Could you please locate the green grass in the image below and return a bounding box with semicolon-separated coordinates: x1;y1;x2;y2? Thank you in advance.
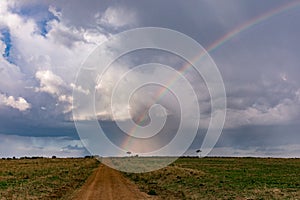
0;157;298;199
0;158;99;199
125;157;300;200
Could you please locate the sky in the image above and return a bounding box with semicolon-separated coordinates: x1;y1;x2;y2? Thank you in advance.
0;0;300;158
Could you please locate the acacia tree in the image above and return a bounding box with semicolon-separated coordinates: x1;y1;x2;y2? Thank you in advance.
196;149;202;158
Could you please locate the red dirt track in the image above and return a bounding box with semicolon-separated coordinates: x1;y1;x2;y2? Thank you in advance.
72;164;155;200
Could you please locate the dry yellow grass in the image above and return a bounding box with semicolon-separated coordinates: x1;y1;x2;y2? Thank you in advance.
0;157;99;200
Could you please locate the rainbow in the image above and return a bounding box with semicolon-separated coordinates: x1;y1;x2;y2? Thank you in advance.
120;1;300;153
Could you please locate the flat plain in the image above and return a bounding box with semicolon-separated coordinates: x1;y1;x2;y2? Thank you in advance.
0;157;299;199
125;157;300;199
0;157;99;199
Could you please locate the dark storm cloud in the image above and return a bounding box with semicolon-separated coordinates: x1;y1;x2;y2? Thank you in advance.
218;124;300;148
0;0;299;157
0;113;78;138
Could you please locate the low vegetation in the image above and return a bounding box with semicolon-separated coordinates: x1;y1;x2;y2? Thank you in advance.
125;157;300;199
0;157;99;199
0;157;299;199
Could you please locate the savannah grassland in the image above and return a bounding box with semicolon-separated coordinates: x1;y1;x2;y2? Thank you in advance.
0;157;299;200
125;157;300;200
0;157;99;199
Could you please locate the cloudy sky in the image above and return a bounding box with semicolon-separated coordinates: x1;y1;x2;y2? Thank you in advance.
0;0;300;158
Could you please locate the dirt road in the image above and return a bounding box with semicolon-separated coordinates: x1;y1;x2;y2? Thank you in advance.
72;164;155;200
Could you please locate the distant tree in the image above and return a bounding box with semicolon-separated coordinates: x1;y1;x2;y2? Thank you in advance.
52;156;57;159
196;149;202;158
126;151;132;157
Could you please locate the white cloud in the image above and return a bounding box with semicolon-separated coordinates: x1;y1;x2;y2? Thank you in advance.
35;70;75;113
70;83;90;95
35;70;93;114
98;6;137;29
46;20;86;48
0;1;111;120
35;70;66;96
0;39;6;55
48;5;62;19
0;93;31;111
0;1;110;118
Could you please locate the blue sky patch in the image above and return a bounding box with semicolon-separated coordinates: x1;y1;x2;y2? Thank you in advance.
11;4;60;37
0;28;13;63
36;11;60;37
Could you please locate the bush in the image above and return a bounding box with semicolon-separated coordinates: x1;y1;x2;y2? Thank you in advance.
147;189;157;195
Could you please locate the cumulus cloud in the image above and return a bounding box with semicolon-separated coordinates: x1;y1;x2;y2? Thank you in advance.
35;70;74;113
0;1;138;124
0;0;107;117
74;55;199;124
0;93;31;111
48;5;62;19
0;0;300;157
97;6;137;29
46;20;86;48
35;70;66;96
